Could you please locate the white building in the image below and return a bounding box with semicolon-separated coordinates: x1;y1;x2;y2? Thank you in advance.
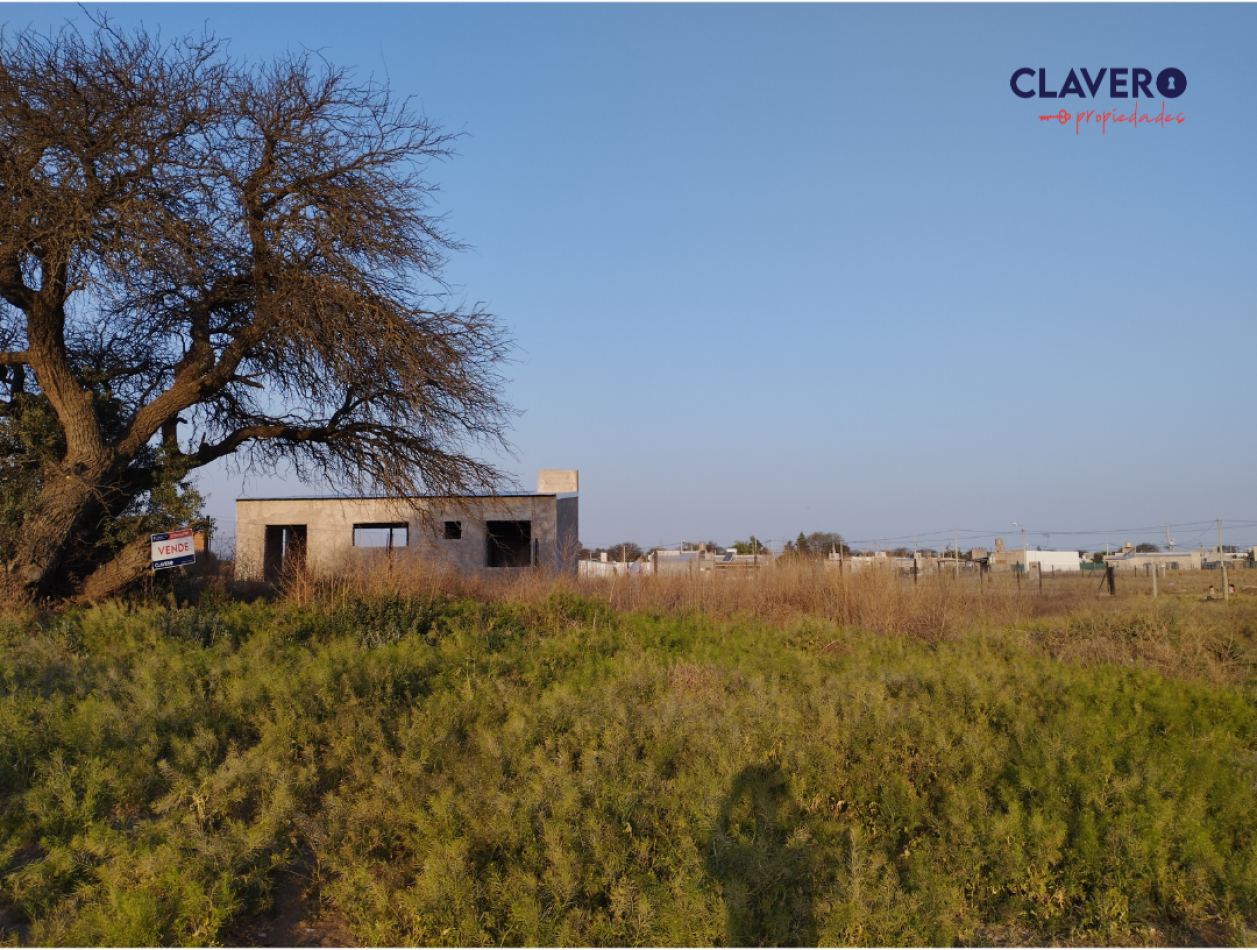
1025;550;1083;572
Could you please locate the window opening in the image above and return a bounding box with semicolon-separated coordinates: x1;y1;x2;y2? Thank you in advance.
353;522;409;549
486;520;532;568
443;521;463;540
263;525;307;582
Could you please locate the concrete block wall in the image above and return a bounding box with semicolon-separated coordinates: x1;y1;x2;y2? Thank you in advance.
235;494;575;581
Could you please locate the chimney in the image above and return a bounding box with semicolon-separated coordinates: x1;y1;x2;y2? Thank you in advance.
538;470;578;493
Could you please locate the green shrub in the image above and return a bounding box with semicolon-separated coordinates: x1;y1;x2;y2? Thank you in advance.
1;597;1254;945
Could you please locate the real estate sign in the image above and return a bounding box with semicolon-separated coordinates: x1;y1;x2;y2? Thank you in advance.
151;528;196;571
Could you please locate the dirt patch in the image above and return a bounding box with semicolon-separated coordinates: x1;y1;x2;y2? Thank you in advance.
0;903;32;946
226;871;356;948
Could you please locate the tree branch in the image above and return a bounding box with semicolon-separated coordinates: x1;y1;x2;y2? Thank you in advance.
74;534;153;605
0;21;512;604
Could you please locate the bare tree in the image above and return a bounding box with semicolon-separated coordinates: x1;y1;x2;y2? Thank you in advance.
605;542;644;563
0;20;512;604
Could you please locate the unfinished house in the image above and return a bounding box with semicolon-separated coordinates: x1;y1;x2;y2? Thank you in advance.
234;470;579;583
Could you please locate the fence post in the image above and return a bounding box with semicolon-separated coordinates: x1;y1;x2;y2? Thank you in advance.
1106;565;1115;596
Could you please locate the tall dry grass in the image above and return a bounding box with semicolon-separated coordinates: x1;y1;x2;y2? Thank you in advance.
267;559;1257;689
286;555;1083;624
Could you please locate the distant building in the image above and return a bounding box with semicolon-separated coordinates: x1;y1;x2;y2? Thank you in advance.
1025;550;1082;572
579;545;771;578
976;539;1080;573
1104;544;1202;572
833;552;890;573
652;548;706;574
655;546;770;573
235;470;579;582
579;558;648;578
987;537;1024;572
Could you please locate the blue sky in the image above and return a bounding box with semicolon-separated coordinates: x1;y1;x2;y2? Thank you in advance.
6;3;1255;554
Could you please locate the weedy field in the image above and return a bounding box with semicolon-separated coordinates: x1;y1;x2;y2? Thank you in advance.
2;566;1256;947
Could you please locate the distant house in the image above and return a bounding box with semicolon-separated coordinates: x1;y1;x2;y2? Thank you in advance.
977;540;1080;572
831;552;890;573
1025;550;1082;572
1104;545;1202;572
655;546;769;573
986;538;1024;572
578;545;770;578
652;549;706;573
235;470;579;582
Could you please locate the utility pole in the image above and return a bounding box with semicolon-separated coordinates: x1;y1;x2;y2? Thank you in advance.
1219;519;1230;602
954;528;959;580
1166;525;1173;551
1014;522;1027;578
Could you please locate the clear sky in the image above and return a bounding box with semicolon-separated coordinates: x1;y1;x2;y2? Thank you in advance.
6;3;1256;555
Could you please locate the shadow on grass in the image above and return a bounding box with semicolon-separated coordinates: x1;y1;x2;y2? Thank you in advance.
706;763;817;947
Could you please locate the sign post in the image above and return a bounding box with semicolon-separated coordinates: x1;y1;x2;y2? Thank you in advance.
151;528;196;571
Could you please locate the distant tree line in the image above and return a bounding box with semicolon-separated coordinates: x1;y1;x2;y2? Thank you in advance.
781;532;850;559
579;532;851;561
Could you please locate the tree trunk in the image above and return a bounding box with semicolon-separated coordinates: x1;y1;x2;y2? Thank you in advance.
76;536;154;604
0;461;114;606
2;476;182;607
